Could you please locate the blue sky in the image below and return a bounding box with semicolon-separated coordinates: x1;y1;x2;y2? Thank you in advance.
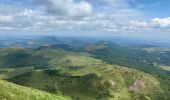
0;0;170;39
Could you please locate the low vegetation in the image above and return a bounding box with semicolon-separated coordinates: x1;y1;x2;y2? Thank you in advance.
0;41;170;100
0;79;71;100
8;48;164;100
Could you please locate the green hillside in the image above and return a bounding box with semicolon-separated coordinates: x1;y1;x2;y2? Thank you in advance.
9;66;164;100
0;79;71;100
8;49;164;100
0;48;49;68
0;47;167;100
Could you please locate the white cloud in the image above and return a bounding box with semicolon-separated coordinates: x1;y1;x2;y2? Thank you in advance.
152;17;170;28
0;0;170;34
32;0;92;18
0;15;13;23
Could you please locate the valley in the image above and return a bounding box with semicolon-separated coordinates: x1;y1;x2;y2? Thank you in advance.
0;37;169;100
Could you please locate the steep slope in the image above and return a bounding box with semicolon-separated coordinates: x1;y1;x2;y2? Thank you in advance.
0;80;71;100
71;64;164;100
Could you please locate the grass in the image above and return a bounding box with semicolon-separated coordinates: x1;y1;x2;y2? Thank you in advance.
0;67;34;79
159;65;170;71
37;48;103;69
71;64;163;100
0;48;49;68
0;48;165;100
141;47;170;52
0;79;71;100
10;65;163;100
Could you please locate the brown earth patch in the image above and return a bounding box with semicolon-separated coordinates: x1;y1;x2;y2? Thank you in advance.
129;79;145;93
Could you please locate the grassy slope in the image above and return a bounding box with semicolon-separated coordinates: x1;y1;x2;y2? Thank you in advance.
37;48;97;67
159;65;170;71
71;64;163;100
9;49;164;100
83;42;170;99
0;48;49;68
0;67;34;79
0;80;71;100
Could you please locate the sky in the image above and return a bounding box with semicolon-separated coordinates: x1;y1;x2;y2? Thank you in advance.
0;0;170;39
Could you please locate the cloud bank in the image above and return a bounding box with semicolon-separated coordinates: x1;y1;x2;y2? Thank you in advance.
32;0;92;18
0;0;170;35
